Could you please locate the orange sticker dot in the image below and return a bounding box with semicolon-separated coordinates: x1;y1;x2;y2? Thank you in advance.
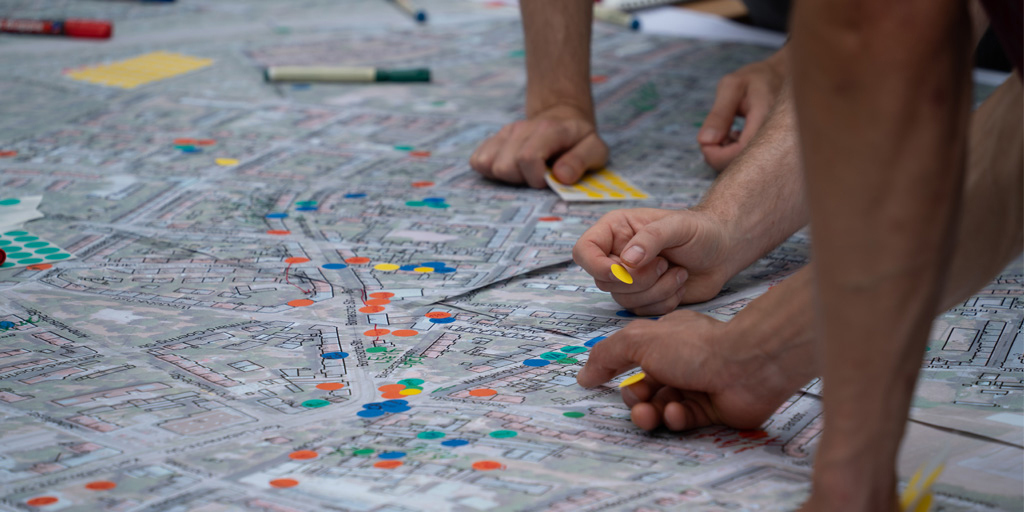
316;382;344;391
468;388;497;397
364;328;390;336
85;481;116;491
267;230;291;235
380;391;406;399
26;264;53;271
425;311;451;319
472;460;504;471
378;384;406;392
174;138;197;145
345;257;371;264
269;478;299;488
538;216;562;222
364;298;390;306
288;299;315;307
289;450;319;460
409;150;431;158
392;329;418;337
284;257;310;264
196;139;217;146
411;181;434;188
369;292;395;299
359;305;385;313
0;150;18;158
374;460;403;469
26;497;58;506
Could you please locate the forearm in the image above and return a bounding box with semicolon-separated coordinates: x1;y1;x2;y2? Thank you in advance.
792;0;972;508
521;0;595;120
696;83;810;277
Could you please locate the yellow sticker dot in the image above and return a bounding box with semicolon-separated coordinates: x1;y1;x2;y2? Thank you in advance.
413;267;433;273
610;263;633;285
619;372;646;388
374;263;400;271
215;158;239;166
399;388;422;395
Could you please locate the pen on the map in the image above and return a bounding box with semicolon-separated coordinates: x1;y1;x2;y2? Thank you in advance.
264;66;431;83
388;0;428;23
0;18;113;39
593;5;640;31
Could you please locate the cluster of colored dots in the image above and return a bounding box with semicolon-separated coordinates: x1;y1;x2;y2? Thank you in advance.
298;380;345;409
357;398;411;418
394;145;431;158
406;197;449;209
425;311;455;324
173;137;216;154
376;378;425;399
319;259;457;275
522;344;589;368
0;231;72;268
25;481;117;506
363;327;419;337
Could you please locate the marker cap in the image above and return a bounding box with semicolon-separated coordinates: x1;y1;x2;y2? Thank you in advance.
375;68;430;82
64;19;112;38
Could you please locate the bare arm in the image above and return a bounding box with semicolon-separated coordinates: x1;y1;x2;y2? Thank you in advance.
791;0;974;510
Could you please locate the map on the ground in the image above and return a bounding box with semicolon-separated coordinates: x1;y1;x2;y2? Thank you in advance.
0;1;1020;511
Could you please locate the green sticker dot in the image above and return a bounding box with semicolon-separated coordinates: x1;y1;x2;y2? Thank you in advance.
6;252;31;259
44;253;71;260
559;346;587;354
301;399;330;408
353;448;374;456
34;247;60;254
394;145;414;151
563;411;585;418
489;430;517;439
397;378;424;386
24;241;48;248
0;198;20;206
366;346;387;353
539;352;564;361
555;358;579;365
426;202;449;209
1;261;13;268
13;236;38;242
417;431;446;440
405;201;426;207
3;231;27;236
17;258;43;265
0;240;9;246
295;200;317;207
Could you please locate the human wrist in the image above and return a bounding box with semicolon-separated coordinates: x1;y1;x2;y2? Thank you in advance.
525;98;595;124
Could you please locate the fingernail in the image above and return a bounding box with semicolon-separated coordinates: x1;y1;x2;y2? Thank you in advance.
698;128;719;144
621;246;644;265
656;259;668;276
676;269;687;286
553;164;576;184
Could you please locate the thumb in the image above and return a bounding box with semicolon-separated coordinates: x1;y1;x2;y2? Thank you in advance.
551;133;608;185
619;213;699;268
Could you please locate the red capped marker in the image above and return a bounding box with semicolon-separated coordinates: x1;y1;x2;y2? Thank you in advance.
0;18;112;39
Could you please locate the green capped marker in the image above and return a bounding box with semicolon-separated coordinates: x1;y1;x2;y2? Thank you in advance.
264;66;430;83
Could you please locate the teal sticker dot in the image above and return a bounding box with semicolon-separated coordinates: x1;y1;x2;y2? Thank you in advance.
3;246;21;253
555;358;578;365
0;240;9;246
34;247;59;254
563;411;585;418
0;261;13;268
301;399;330;408
489;430;517;439
24;241;48;248
17;258;42;265
6;252;31;259
394;145;414;151
539;352;564;361
397;378;424;386
406;201;426;207
13;236;37;242
44;253;71;260
366;346;387;353
3;231;27;236
0;198;20;206
417;431;446;440
559;346;587;354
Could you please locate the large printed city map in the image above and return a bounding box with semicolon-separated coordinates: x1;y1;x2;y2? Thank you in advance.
0;1;1021;511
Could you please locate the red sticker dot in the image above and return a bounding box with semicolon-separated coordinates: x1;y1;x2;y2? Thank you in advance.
269;478;299;488
345;257;371;264
26;497;58;506
392;329;418;337
316;382;344;391
411;181;434;188
174;138;197;145
369;292;395;299
468;388;497;397
284;257;310;264
409;150;431;158
364;298;390;306
538;216;562;222
85;481;116;491
425;311;451;319
26;263;53;271
364;328;390;336
0;150;18;158
378;384;405;392
289;450;318;460
374;460;403;469
380;391;405;399
359;305;385;313
472;461;504;471
288;299;314;307
267;230;291;235
196;139;217;146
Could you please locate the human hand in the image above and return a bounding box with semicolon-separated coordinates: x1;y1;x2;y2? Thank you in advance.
576;310;803;431
469;104;608;188
697;46;788;172
572;208;737;316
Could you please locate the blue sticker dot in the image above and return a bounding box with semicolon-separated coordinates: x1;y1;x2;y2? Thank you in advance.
357;409;385;418
266;212;288;219
296;206;318;212
423;198;445;203
421;261;446;268
523;359;550;367
322;263;348;270
615;310;636;318
399;264;419;271
180;146;202;153
441;439;469;447
344;193;367;199
429;317;456;324
434;267;456;274
645;316;660;321
363;403;384;410
0;321;14;329
322;351;348;359
426;202;449;209
378;451;406;459
381;403;411;413
584;336;606;348
384;399;408;406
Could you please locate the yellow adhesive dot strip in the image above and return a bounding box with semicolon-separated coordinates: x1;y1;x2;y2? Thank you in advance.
610;263;633;284
619;372;646;388
545;168;650;202
67;51;214;90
